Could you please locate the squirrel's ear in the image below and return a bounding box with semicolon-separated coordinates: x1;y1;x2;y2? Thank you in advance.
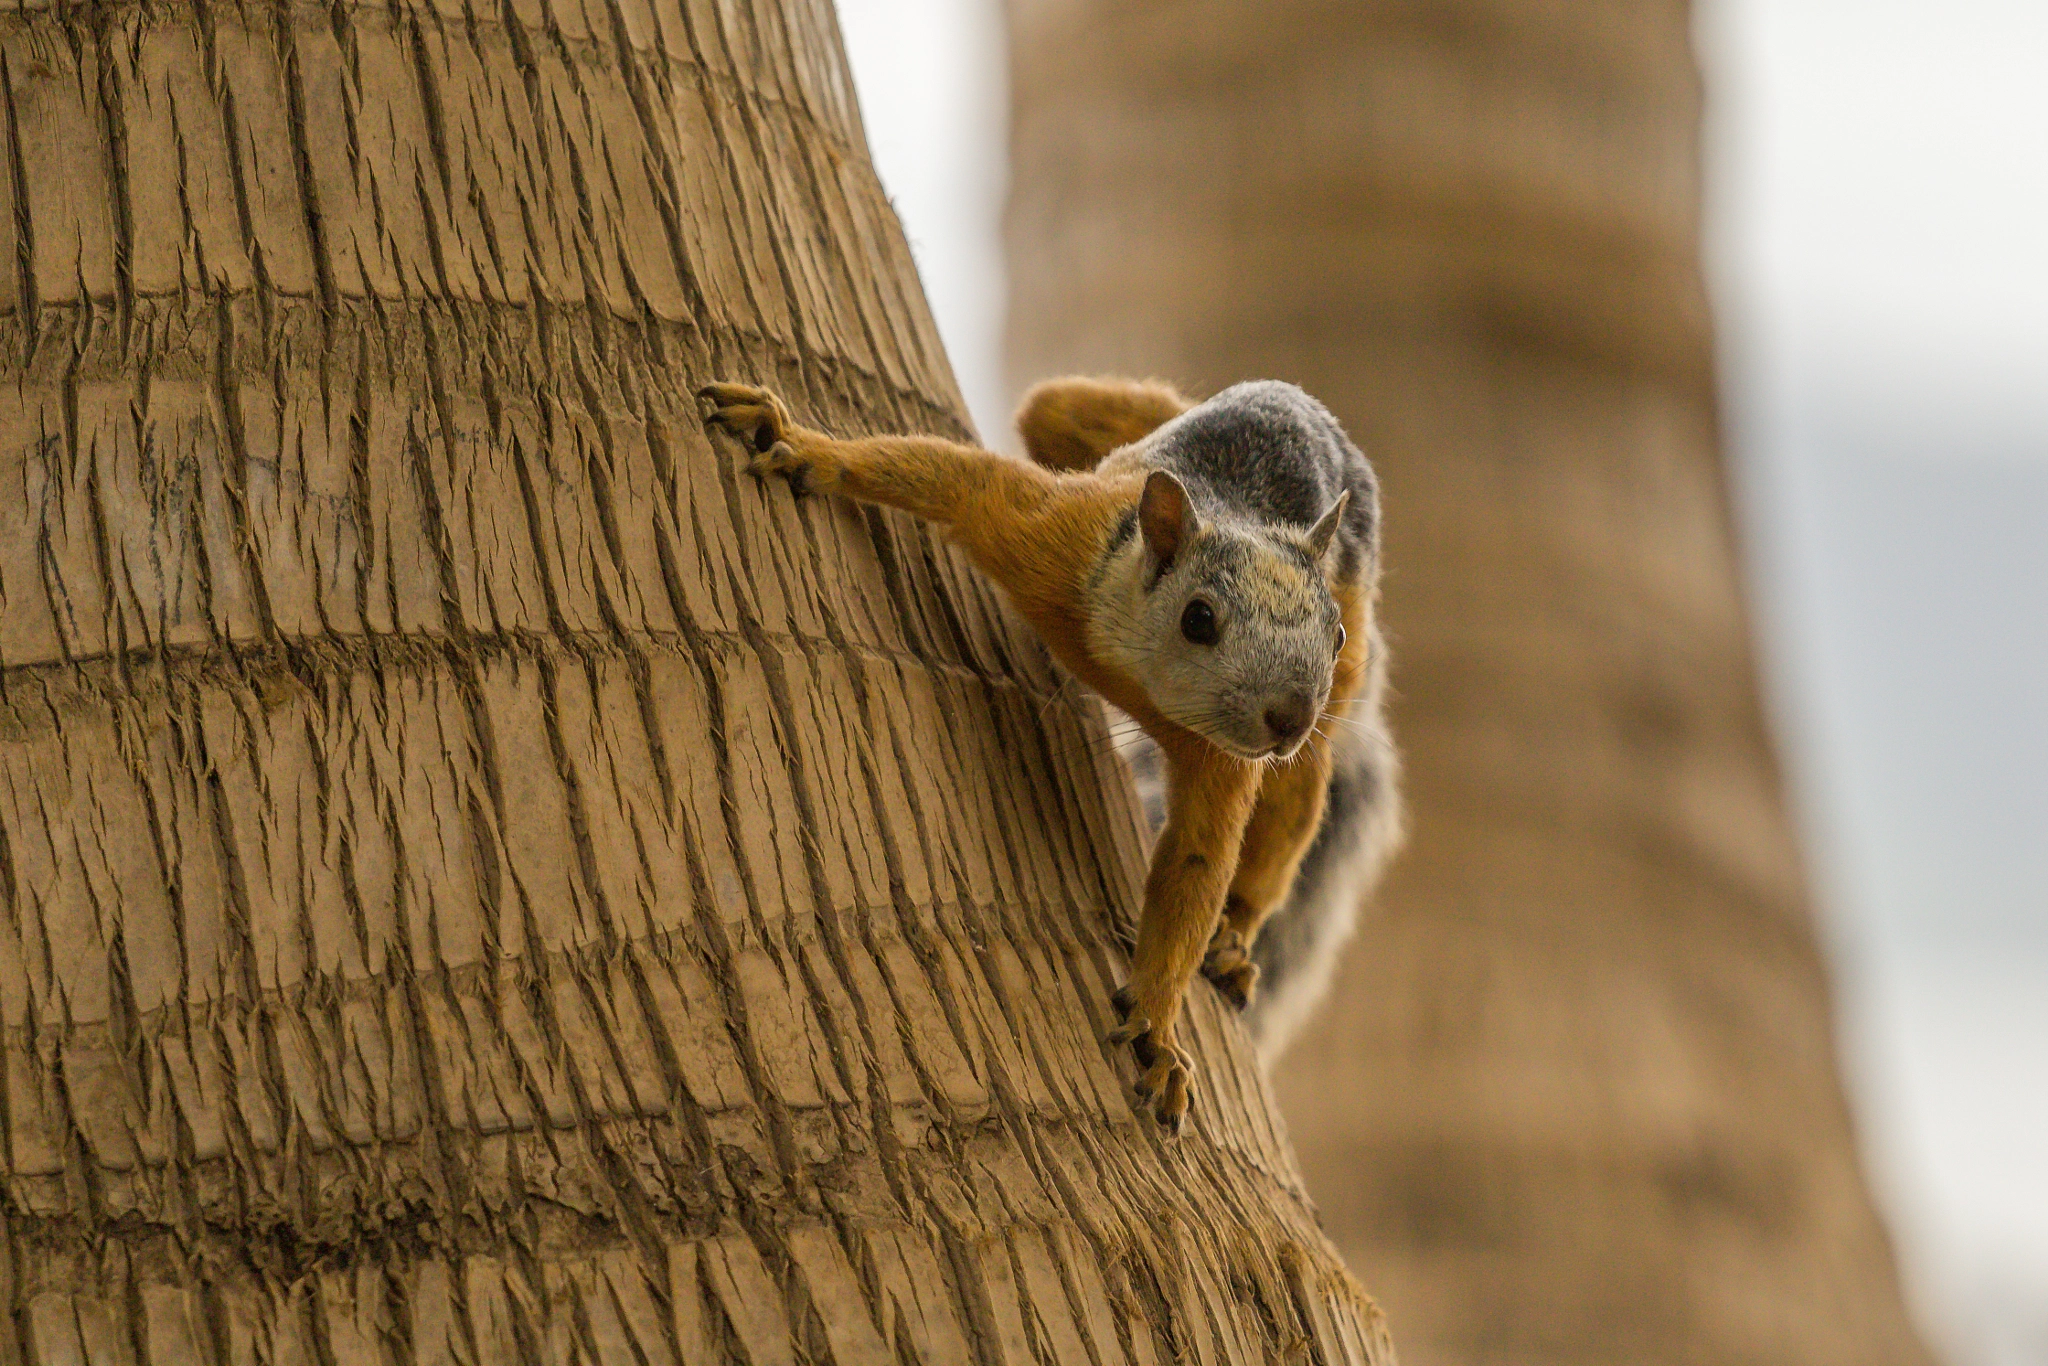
1139;470;1198;574
1307;490;1351;563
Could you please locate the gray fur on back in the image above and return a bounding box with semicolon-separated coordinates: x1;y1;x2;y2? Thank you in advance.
1136;380;1380;585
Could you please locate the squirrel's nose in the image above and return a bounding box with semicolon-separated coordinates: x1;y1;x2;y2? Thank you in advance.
1263;694;1314;747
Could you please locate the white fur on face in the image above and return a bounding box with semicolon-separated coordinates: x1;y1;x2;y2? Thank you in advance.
1091;528;1340;758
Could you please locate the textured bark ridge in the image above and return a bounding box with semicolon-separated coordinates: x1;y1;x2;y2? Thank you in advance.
1007;2;1934;1364
0;1;1390;1363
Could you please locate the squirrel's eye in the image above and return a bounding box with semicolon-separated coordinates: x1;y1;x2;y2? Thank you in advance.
1180;599;1219;646
1334;624;1348;656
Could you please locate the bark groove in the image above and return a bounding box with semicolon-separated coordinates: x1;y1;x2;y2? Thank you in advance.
0;0;1389;1361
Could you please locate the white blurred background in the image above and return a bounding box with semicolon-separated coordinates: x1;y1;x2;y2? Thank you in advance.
835;2;2047;1362
1702;3;2047;1363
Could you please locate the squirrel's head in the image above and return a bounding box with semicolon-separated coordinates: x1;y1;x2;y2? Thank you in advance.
1113;470;1350;761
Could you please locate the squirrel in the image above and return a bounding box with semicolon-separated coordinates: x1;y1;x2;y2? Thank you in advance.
699;375;1401;1133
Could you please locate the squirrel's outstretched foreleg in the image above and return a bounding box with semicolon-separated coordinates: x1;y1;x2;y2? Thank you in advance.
701;380;1263;1138
697;382;1039;524
700;382;1141;651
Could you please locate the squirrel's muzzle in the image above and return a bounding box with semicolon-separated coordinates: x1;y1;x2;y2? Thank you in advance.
1263;693;1315;749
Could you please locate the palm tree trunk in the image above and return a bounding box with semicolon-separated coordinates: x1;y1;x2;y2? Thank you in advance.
0;1;1387;1361
1005;3;1934;1363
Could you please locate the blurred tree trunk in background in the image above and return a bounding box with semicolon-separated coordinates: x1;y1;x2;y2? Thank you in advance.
0;0;1388;1361
1007;2;1935;1363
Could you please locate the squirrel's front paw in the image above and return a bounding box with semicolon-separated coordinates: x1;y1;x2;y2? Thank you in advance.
698;382;813;488
1107;986;1193;1135
698;382;790;452
1200;927;1260;1011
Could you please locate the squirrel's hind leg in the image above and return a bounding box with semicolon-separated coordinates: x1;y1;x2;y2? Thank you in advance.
1015;377;1189;472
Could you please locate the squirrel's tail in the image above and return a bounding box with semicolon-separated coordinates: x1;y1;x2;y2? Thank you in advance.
1015;377;1190;472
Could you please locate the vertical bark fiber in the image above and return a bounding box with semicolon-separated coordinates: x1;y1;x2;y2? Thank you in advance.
0;1;1391;1362
1006;2;1934;1364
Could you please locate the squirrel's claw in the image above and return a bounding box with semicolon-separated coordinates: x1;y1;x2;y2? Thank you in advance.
697;381;790;454
1201;927;1260;1012
1108;985;1193;1134
1157;1060;1192;1135
1106;986;1151;1044
701;382;817;491
1133;1045;1193;1135
696;379;774;409
1104;1014;1151;1046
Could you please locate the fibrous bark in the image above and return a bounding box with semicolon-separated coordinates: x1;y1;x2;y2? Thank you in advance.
1006;1;1934;1363
0;0;1389;1362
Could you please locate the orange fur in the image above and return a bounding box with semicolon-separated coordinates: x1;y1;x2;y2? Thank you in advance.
699;378;1333;1134
789;427;1158;711
1131;730;1262;1041
702;388;1171;725
1016;376;1191;472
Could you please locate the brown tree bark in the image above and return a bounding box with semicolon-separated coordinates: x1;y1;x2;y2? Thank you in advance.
1006;2;1935;1364
0;1;1389;1363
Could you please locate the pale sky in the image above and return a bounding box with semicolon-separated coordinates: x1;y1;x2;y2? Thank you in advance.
1700;2;2048;1362
838;2;2048;1362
